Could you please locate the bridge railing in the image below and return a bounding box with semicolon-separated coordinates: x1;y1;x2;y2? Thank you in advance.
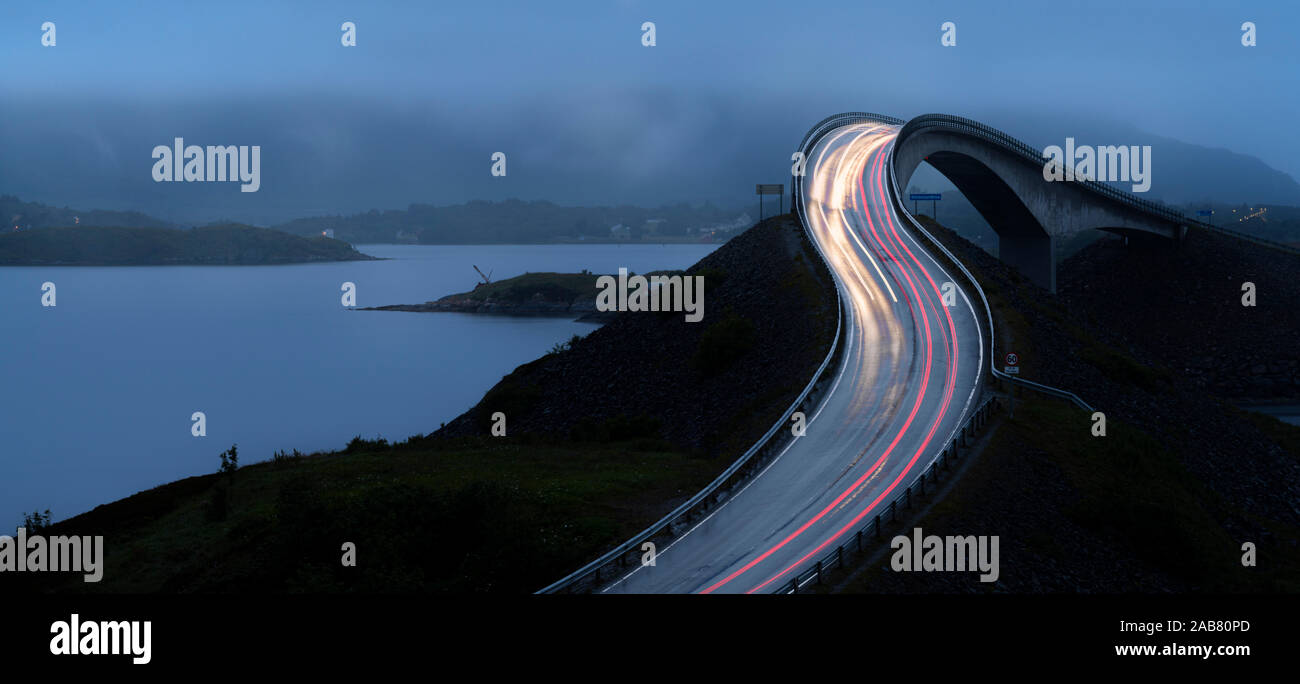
894;114;1300;256
537;114;902;594
894;114;1185;223
773;395;1000;593
792;112;906;212
535;220;849;594
774;116;1093;593
884;138;1095;412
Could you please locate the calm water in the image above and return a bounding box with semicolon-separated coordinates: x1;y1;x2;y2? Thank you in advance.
0;243;718;525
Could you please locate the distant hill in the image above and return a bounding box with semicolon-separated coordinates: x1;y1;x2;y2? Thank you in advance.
987;116;1300;207
2;195;172;231
0;224;376;265
273;199;751;244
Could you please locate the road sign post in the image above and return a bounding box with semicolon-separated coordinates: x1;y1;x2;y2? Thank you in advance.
1004;351;1019;375
908;193;942;221
757;184;783;222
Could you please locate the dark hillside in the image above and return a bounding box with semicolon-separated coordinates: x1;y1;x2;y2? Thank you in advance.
834;217;1300;594
0;224;375;265
1059;227;1300;401
432;214;838;459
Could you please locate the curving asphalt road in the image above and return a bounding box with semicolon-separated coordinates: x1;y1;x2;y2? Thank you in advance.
602;121;984;594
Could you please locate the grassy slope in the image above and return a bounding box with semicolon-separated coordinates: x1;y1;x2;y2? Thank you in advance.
19;437;720;594
838;395;1296;592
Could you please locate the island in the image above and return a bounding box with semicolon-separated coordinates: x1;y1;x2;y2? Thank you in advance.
360;270;682;321
0;224;377;265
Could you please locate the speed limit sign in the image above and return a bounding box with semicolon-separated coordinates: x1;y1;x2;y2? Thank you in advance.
1005;352;1019;366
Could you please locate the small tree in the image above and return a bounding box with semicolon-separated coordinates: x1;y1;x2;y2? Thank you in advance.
209;444;238;522
218;444;239;475
20;509;52;534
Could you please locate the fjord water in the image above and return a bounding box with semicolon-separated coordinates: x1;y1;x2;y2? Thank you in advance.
0;243;718;525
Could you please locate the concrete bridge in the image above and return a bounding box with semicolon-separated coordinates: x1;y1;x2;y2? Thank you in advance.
794;112;1198;293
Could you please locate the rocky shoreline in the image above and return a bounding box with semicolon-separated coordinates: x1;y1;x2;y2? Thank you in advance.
360;271;635;321
362;294;616;321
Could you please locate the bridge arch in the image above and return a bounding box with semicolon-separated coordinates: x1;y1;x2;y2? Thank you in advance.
890;114;1189;292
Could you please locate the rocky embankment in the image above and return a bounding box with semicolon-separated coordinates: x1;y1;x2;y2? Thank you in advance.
1058;226;1300;401
431;215;837;458
839;217;1300;594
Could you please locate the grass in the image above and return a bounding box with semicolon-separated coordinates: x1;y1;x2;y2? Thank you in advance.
27;437;721;594
1077;339;1174;393
1019;399;1241;587
839;396;1299;592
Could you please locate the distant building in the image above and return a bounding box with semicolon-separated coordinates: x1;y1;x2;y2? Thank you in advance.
609;224;630;239
321;228;336;238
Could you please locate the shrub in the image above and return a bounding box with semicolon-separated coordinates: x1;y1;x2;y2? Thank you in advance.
273;448;304;465
345;436;390;453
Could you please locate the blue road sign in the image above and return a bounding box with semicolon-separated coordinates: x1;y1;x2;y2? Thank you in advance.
909;193;942;201
1196;209;1213;216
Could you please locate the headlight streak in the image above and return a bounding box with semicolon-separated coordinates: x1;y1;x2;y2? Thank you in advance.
703;125;958;594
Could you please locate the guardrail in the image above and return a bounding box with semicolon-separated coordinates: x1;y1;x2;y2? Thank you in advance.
538;112;1102;593
792;112;905;212
775;113;1008;593
884;137;1095;412
894;113;1300;257
774;114;1089;592
535;221;849;594
1185;220;1300;256
774;394;1000;593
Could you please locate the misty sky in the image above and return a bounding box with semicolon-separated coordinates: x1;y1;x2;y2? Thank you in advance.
2;0;1297;224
